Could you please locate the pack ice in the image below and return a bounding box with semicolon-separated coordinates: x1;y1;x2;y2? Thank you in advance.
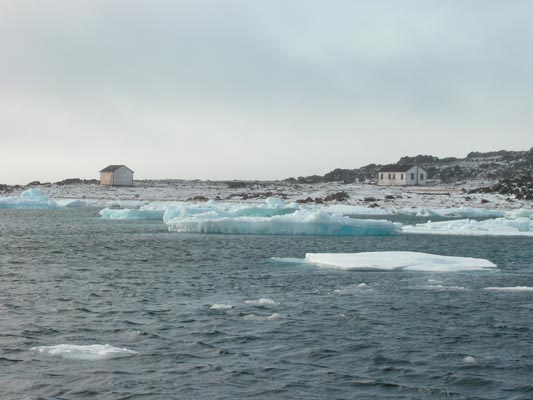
403;218;533;237
165;207;400;236
304;251;497;272
0;188;60;209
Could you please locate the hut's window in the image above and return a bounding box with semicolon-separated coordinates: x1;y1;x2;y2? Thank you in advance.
411;173;415;180
420;173;424;180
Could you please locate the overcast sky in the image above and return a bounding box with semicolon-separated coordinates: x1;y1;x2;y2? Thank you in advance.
1;1;532;184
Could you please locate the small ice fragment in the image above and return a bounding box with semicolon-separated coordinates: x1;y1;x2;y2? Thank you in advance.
358;283;368;288
484;286;533;292
244;298;277;307
210;303;233;310
463;356;476;364
31;344;138;360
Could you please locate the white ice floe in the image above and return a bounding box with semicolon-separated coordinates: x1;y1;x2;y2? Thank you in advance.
322;204;391;216
484;286;533;292
244;298;277;307
0;189;60;209
304;251;497;272
402;218;533;237
402;207;505;219
31;344;138;360
210;303;233;310
165;209;400;236
99;207;165;220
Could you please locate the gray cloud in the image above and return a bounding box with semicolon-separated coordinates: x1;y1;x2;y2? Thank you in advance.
0;1;532;183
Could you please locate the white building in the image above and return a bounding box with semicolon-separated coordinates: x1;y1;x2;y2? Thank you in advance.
378;164;427;186
99;165;134;186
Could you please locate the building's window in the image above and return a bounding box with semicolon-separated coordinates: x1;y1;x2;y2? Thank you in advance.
411;173;415;180
388;173;391;179
420;173;424;180
393;173;396;179
401;174;404;179
380;173;383;180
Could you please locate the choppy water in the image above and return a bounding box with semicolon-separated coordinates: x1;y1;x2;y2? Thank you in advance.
1;208;532;399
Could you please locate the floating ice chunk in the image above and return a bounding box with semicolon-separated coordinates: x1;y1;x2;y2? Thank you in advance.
358;282;368;288
463;356;476;364
484;286;533;292
0;189;60;209
243;313;281;321
166;209;400;236
99;207;164;220
323;204;391;216
402;207;505;219
505;209;533;220
210;303;233;310
403;218;533;237
265;197;285;209
55;198;85;207
244;298;277;307
423;284;466;290
31;344;138;360
304;251;496;272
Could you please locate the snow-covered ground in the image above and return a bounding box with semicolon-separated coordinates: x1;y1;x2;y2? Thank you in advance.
6;179;530;211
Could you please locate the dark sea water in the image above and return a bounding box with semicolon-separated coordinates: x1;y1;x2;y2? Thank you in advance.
1;208;532;399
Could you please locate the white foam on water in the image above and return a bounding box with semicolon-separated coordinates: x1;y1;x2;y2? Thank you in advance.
358;282;368;288
484;286;533;292
304;251;496;272
268;313;282;320
210;303;233;310
244;298;277;307
31;344;138;360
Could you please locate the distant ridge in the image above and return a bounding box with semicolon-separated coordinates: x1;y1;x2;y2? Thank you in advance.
288;148;533;183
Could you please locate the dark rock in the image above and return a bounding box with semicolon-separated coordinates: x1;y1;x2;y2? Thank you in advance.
384;195;395;200
324;191;350;202
55;178;99;185
187;195;209;202
480;199;489;204
26;181;41;186
314;197;323;204
363;196;377;202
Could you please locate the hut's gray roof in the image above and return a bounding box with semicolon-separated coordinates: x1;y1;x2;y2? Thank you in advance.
378;164;421;173
99;165;134;173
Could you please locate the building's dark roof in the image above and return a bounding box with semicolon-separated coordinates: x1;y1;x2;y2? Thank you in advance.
99;165;134;173
378;164;422;173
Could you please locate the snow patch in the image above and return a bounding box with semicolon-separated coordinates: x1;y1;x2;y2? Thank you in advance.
304;252;496;272
31;344;138;360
